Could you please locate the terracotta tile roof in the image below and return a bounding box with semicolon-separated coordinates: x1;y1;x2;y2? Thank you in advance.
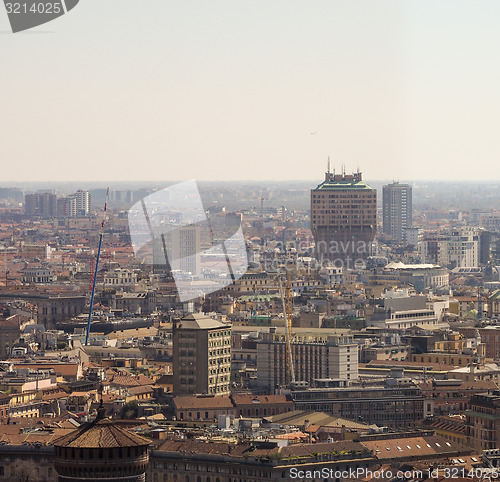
266;410;371;430
363;437;435;459
174;395;233;410
13;363;80;377
281;441;363;457
83;361;101;368
0;429;73;446
420;380;497;391
109;374;154;387
40;388;69;401
128;385;154;395
0;314;22;329
101;393;118;403
305;424;320;433
155;375;174;386
54;418;151;448
157;439;285;459
423;416;466;434
69;391;94;398
157;439;240;456
232;394;291;406
362;435;472;460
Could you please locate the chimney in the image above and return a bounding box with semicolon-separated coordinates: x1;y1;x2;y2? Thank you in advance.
303;419;311;431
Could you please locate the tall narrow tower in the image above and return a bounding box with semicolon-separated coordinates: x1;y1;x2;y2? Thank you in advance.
311;167;377;268
382;182;412;242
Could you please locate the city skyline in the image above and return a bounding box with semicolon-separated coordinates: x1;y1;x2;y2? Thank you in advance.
2;1;500;478
2;1;500;182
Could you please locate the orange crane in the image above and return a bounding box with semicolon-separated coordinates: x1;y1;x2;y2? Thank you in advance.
279;274;295;386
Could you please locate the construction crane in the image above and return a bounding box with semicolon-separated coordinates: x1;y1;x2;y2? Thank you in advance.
478;287;483;320
85;188;109;346
279;275;295;387
260;190;269;218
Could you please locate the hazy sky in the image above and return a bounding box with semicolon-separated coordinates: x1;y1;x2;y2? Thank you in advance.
1;1;500;182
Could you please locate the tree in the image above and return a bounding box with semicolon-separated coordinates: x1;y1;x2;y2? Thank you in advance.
121;400;139;419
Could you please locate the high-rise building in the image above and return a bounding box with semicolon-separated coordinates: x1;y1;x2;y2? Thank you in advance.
383;182;412;242
311;168;376;268
403;226;422;248
152;225;202;276
39;192;57;218
74;189;91;216
173;313;232;396
24;191;58;218
170;225;202;277
256;327;358;392
58;196;77;218
420;227;480;268
24;193;39;216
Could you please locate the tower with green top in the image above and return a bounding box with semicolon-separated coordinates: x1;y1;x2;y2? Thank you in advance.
311;166;377;268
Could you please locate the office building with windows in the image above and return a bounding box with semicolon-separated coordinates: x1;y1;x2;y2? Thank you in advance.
173;313;232;396
383;182;412;242
311;169;376;268
256;327;358;391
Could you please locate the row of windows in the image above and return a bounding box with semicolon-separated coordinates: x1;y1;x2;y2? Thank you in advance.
209;357;230;365
55;445;146;458
208;339;230;347
209;331;230;338
312;193;375;198
209;348;230;356
152;462;271;477
105;277;135;283
209;375;229;383
209;366;229;376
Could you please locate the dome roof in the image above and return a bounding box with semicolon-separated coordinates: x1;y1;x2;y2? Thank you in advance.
54;418;150;449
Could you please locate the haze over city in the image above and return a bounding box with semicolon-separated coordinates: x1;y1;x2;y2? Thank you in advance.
3;1;500;481
2;0;500;182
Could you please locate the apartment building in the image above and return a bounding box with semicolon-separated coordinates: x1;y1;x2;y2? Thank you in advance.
256;327;358;391
173;313;232;396
466;391;500;450
383;182;412;242
292;385;425;428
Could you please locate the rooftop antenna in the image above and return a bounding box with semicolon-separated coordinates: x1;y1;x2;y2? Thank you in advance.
325;157;332;181
85;188;109;346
